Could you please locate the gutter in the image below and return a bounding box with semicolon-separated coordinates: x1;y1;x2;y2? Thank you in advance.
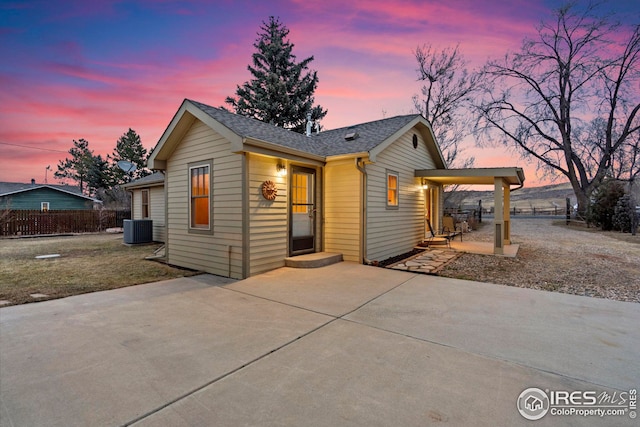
355;157;371;264
511;168;525;192
325;152;370;162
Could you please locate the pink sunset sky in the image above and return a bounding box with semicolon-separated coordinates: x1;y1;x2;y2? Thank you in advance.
1;0;638;187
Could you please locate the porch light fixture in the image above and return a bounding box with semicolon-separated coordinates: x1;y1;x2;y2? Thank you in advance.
276;162;287;176
421;178;429;189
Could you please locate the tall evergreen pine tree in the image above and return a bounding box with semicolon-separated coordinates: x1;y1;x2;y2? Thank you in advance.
54;138;94;194
225;16;327;133
108;128;150;184
54;138;113;196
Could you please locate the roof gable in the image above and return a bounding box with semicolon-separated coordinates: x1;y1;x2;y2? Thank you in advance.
148;99;446;168
315;115;445;167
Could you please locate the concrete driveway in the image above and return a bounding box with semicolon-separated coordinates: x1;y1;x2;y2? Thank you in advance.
1;263;638;426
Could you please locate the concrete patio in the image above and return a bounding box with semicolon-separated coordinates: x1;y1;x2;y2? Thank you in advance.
387;236;519;274
450;239;519;257
1;263;638;426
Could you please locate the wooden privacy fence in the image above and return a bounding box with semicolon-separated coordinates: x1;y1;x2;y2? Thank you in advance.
1;210;131;236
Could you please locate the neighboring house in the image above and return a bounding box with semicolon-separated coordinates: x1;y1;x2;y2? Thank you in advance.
121;172;166;242
0;180;99;210
148;99;524;279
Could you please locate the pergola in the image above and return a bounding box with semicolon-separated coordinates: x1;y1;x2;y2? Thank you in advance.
415;167;526;255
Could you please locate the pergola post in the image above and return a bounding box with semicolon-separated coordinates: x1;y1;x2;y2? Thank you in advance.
494;177;504;255
503;182;510;245
432;184;443;232
423;182;442;238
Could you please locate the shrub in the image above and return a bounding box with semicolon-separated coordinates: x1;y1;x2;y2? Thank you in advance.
613;194;638;233
588;180;626;231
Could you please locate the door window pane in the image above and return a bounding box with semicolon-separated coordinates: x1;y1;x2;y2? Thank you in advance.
291;171;313;237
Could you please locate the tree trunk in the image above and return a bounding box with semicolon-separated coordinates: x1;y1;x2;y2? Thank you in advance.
574;186;589;219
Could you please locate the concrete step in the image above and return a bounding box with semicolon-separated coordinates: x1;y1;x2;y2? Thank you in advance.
284;252;343;268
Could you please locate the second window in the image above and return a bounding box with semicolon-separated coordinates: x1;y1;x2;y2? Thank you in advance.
387;171;399;208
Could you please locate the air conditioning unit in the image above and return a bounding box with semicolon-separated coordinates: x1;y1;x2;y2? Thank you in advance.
123;219;153;244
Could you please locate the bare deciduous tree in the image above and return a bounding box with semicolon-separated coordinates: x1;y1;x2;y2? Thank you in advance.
476;2;640;216
1;200;12;225
413;44;479;169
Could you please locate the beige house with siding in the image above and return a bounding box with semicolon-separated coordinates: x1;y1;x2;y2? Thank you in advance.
147;99;522;279
121;172;166;242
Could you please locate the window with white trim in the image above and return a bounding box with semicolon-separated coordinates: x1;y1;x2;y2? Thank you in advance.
41;202;50;212
387;171;399;208
189;163;211;231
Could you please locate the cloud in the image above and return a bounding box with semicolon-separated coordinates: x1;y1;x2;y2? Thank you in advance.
0;0;602;185
287;0;540;50
0;44;256;183
0;143;65;184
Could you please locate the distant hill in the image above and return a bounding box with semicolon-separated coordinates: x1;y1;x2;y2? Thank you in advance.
446;182;576;211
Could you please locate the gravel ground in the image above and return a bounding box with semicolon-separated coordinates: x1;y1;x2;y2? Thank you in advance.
438;217;640;303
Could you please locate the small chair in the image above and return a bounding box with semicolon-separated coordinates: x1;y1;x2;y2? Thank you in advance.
420;219;452;248
442;216;462;242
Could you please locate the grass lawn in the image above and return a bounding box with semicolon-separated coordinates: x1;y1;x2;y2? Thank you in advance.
0;233;199;306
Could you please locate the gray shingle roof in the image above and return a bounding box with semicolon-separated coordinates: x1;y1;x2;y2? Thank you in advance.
0;182;84;197
311;114;421;157
121;172;165;189
188;100;324;156
187;99;421;158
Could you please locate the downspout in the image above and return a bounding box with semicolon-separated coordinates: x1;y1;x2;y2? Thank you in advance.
511;169;525;193
241;152;250;279
161;170;168;261
511;183;524;192
355;158;371;264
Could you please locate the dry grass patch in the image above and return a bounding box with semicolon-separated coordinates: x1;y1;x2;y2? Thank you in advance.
0;234;199;306
560;220;640;244
438;218;640;303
